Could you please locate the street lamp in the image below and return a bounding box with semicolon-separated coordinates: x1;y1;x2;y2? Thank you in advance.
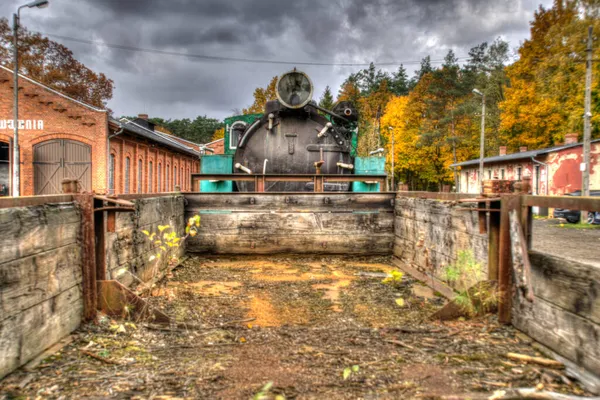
473;88;485;194
388;126;395;191
12;0;49;197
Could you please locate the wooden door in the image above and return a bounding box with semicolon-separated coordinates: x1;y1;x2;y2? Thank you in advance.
34;139;92;195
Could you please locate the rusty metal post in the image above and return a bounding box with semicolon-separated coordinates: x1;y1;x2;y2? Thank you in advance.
488;200;501;281
498;194;520;324
478;201;487;234
74;193;97;321
94;197;106;281
256;176;265;192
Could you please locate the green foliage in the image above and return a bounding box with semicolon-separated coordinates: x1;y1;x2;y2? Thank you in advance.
252;381;285;400
442;250;498;317
342;365;360;380
318;85;335;110
121;115;223;144
382;269;404;286
142;214;201;264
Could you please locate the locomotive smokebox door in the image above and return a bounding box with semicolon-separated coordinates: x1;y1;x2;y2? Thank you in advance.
233;70;355;192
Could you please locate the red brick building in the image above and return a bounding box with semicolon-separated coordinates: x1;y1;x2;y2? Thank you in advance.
204;138;224;155
0;66;200;196
451;134;600;195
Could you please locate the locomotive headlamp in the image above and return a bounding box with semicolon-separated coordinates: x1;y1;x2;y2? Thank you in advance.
276;70;313;109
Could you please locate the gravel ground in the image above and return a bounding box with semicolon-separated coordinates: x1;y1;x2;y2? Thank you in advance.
532;219;600;267
0;255;592;399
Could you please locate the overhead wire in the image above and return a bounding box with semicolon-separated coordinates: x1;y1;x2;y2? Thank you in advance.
35;31;471;67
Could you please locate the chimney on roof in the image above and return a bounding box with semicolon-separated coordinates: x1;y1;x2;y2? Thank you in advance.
138;113;149;120
520;146;528;152
499;146;507;156
564;133;578;145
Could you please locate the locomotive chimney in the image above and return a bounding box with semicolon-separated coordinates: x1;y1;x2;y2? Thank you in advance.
499;146;507;156
138;113;149;120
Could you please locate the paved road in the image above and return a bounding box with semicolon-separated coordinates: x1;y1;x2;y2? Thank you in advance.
532;219;600;267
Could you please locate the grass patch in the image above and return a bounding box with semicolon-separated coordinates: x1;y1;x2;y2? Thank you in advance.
553;223;600;230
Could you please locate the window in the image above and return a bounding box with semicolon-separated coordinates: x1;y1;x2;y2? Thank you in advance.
181;167;184;190
148;161;153;192
108;154;116;194
517;166;522;181
487;170;492;180
158;164;162;192
166;164;170;191
501;169;505;180
138;159;143;193
174;165;177;188
124;157;131;194
229;121;247;149
0;142;9;196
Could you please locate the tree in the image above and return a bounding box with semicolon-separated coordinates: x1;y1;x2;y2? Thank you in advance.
211;127;225;141
390;65;410;96
318;85;334;110
499;0;600;150
242;76;278;114
409;56;433;89
0;18;113;108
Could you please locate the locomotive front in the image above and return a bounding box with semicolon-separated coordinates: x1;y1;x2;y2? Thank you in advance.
232;69;358;192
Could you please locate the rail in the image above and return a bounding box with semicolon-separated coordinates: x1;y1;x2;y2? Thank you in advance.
190;173;388;192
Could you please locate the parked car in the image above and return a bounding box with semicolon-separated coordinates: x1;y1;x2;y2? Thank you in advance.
553;190;600;224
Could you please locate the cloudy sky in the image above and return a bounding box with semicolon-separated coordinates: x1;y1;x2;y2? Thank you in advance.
1;0;551;120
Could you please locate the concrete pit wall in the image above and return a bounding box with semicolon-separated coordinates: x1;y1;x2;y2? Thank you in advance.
106;195;186;287
0;202;83;379
393;196;488;285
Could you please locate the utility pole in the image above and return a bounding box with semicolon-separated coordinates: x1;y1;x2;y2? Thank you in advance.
12;12;20;197
582;25;593;223
473;88;485;194
388;126;395;191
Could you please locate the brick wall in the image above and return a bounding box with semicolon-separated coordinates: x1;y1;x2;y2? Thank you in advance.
109;135;199;194
0;68;108;196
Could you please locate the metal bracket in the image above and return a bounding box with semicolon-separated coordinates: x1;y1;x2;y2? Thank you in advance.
249;197;255;205
323;197;330;204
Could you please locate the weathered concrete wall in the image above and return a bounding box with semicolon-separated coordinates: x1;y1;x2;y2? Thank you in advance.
393;196;488;284
0;202;83;379
185;193;395;255
513;251;600;381
106;195;185;287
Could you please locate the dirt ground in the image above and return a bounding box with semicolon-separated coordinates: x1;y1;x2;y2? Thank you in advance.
0;255;593;399
532;219;600;267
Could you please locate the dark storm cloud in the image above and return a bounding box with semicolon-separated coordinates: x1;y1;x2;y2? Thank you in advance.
0;0;550;125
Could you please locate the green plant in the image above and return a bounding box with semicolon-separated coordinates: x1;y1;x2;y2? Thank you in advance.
142;214;201;264
442;250;498;317
382;269;404;286
342;365;360;380
252;382;285;400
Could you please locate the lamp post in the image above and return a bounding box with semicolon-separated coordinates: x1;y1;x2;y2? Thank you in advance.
473;88;485;194
12;0;49;197
388;126;395;191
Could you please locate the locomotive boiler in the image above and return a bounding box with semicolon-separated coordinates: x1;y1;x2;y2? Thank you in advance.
200;69;385;192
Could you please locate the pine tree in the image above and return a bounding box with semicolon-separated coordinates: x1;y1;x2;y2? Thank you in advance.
318;85;335;110
390;65;410;96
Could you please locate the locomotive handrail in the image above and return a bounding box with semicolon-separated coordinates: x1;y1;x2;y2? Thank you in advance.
190;173;388;192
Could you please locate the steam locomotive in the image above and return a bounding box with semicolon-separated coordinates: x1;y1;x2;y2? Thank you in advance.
200;69;384;192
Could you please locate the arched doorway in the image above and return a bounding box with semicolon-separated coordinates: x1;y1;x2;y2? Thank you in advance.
33;139;92;195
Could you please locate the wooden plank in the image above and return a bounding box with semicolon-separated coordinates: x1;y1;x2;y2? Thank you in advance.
391;257;456;300
0;194;74;209
395;191;480;201
185;212;393;236
0;203;80;264
522;194;600;210
488;201;501;281
0;285;83;379
498;195;519;324
512;293;600;377
97;280;170;324
187;234;393;255
185;193;395;212
0;244;82;322
509;209;534;302
74;193;97;321
528;251;600;325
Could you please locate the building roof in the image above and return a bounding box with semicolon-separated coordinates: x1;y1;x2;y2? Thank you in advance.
450;139;600;168
0;64;106;113
110;117;200;157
